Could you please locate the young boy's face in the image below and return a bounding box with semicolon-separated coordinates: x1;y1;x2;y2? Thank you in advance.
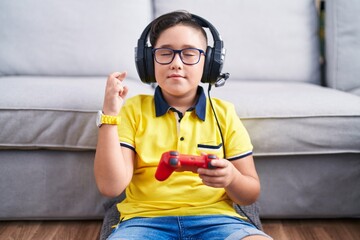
154;24;207;100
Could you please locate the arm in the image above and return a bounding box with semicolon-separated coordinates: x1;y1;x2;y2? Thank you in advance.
197;155;260;205
94;72;134;197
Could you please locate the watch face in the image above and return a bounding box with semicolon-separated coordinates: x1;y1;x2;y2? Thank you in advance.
96;110;102;127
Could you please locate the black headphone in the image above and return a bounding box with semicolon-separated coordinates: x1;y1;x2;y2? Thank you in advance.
135;13;229;87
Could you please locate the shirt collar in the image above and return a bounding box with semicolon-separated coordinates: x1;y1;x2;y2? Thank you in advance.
154;86;206;121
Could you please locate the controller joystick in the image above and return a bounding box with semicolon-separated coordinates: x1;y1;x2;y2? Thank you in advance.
155;151;218;181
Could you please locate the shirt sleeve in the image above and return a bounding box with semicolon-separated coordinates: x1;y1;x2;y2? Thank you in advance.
221;101;253;160
117;97;138;151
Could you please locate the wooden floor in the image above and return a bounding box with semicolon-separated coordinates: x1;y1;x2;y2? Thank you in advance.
0;219;359;240
262;219;360;240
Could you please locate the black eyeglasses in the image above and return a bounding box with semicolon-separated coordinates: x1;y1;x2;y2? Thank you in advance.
152;48;206;65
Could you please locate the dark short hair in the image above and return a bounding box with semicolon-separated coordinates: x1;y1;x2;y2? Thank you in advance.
149;10;208;47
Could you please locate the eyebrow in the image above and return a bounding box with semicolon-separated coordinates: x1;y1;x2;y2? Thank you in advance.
157;44;199;49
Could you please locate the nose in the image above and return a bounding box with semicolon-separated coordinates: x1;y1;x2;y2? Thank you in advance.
170;52;183;69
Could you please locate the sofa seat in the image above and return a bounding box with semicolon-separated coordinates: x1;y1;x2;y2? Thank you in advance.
212;80;360;156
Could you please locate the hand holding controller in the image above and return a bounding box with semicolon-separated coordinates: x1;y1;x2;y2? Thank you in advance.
155;151;218;181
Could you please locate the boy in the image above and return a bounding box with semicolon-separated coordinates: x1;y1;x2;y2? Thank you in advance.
94;10;271;240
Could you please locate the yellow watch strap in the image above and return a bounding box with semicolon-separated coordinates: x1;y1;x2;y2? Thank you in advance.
101;114;121;125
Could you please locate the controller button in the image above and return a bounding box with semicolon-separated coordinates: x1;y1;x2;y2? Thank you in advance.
169;158;178;166
208;154;217;159
169;151;179;156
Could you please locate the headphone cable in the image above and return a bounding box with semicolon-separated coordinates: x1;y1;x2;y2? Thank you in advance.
207;83;226;159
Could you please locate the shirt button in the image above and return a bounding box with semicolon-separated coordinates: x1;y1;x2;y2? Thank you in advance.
180;137;185;141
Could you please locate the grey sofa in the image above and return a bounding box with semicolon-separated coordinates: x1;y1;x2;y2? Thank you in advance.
0;0;359;220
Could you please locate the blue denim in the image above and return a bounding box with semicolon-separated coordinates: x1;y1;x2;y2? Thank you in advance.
107;215;272;240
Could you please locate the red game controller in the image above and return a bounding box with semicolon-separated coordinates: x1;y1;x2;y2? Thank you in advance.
155;151;218;181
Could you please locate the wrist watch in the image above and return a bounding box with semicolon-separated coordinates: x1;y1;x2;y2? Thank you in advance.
96;110;121;128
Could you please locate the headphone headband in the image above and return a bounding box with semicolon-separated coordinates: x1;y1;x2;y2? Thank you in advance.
191;14;222;42
135;13;228;86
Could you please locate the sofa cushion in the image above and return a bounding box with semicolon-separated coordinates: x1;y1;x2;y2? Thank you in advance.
0;150;107;219
154;0;320;84
210;80;360;156
326;0;360;95
0;76;154;150
0;0;152;79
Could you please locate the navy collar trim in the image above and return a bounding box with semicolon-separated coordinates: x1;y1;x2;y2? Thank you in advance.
154;86;206;121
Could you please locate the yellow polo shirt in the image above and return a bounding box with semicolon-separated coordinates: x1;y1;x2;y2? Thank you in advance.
117;86;253;220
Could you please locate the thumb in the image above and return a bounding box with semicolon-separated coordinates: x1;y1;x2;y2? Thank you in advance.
116;71;127;82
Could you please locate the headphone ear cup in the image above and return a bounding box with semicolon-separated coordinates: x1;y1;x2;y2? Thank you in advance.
135;46;155;84
144;47;156;83
202;46;212;84
135;40;156;84
135;43;147;84
208;43;225;85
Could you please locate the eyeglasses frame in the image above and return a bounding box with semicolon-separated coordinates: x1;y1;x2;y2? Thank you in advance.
152;47;206;65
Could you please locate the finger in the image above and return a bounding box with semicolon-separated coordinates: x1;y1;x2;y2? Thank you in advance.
204;183;218;188
198;167;223;176
115;71;127;82
110;71;124;78
119;86;129;98
209;159;228;168
200;176;225;188
109;72;127;86
106;72;121;89
203;182;224;188
116;81;124;92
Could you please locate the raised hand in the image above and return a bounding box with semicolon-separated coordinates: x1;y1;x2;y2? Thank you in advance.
102;72;129;116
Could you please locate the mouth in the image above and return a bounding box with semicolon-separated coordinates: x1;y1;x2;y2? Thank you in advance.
168;73;185;79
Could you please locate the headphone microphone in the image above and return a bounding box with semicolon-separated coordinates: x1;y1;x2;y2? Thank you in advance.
215;73;230;87
135;13;229;87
